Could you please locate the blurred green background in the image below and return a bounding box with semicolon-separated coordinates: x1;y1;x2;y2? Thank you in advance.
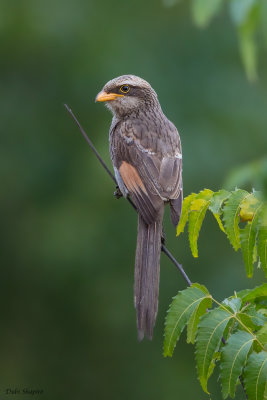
1;1;267;399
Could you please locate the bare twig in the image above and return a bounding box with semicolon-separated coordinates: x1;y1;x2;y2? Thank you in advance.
161;245;191;286
64;103;192;287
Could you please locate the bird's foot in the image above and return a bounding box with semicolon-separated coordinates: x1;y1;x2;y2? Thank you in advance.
114;186;123;199
161;228;166;245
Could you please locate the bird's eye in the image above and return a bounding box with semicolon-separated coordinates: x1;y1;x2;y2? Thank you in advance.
119;85;130;94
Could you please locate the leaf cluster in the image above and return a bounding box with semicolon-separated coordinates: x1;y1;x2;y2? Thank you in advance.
164;283;267;399
177;189;267;278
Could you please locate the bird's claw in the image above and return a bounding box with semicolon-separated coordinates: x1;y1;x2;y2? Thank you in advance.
161;229;166;245
114;186;123;199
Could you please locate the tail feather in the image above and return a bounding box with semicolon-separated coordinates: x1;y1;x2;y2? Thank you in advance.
134;211;163;340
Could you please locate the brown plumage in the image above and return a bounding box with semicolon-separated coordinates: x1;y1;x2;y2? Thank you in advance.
96;75;183;340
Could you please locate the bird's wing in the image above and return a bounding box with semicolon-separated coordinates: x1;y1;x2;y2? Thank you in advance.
110;118;182;225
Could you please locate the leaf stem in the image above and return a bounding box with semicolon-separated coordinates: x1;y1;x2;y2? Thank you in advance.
211;297;264;350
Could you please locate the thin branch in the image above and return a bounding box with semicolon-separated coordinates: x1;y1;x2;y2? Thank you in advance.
64;103;192;287
161;245;191;286
64;104;117;185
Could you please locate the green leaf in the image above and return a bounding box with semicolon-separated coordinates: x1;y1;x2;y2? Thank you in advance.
257;323;267;346
164;284;211;357
223;189;250;251
208;351;221;380
209;189;231;232
177;193;197;236
244;351;267;400
238;307;267;331
222;297;242;313
209;189;231;215
187;295;212;344
221;331;254;399
192;0;224;28
213;214;226;233
196;308;233;393
188;189;214;257
258;207;267;277
240;192;262;221
237;283;267;303
240;195;262;277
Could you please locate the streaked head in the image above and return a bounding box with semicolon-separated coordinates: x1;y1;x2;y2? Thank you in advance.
95;75;159;117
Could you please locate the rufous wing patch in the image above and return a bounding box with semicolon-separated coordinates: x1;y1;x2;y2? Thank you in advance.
119;161;147;194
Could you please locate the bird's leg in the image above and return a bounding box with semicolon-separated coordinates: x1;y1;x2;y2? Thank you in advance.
114;185;123;199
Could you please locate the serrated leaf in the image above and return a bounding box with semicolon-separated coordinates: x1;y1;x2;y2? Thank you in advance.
223;189;250;251
238;307;267;331
258;207;267;277
221;331;254;399
209;190;231;215
188;189;214;257
237;284;267;303
244;351;267;400
209;190;231;232
257;323;267;346
187;296;212;344
208;351;221;380
240;202;262;278
213;213;226;232
192;0;224;28
222;297;242;313
177;193;197;236
164;284;211;357
196;308;233;393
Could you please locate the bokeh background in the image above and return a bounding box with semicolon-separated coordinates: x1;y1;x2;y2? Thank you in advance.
1;1;267;399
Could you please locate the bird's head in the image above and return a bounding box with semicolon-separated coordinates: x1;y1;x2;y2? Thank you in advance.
95;75;159;117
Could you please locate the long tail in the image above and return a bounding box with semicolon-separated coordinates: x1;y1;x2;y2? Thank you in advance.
134;212;163;340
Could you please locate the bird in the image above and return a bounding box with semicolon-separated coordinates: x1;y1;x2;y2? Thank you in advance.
96;75;182;340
